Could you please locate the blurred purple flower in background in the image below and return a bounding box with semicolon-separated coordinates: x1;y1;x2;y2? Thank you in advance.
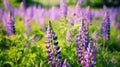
26;6;34;20
75;0;83;18
13;8;19;16
3;0;15;17
101;11;110;41
4;0;11;10
66;30;72;40
66;28;72;45
32;6;42;24
50;6;60;21
60;0;68;18
0;8;2;19
24;15;31;34
92;29;100;51
6;10;16;36
103;5;107;12
46;21;63;67
19;0;26;17
92;29;98;42
2;11;8;28
39;17;46;31
84;6;93;25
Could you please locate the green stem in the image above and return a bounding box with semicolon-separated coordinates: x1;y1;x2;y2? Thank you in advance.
103;38;106;51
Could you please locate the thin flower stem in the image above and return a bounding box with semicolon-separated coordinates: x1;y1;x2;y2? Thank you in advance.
103;38;106;51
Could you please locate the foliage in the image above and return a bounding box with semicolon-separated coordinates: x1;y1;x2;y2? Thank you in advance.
0;17;120;66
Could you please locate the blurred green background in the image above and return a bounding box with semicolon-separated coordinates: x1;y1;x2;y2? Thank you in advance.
0;0;120;8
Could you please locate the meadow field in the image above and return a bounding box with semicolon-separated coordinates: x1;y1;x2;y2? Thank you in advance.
0;0;120;67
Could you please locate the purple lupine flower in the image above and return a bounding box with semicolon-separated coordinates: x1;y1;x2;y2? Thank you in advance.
77;0;83;6
50;6;59;21
84;6;93;25
92;29;100;51
92;29;98;42
82;42;96;67
66;29;72;40
103;5;107;12
0;8;2;19
26;6;34;20
3;0;14;17
81;18;89;50
75;0;82;18
39;17;46;31
67;9;75;24
13;8;19;16
101;11;110;41
46;21;63;67
2;11;8;28
6;10;16;36
4;0;11;10
22;6;34;34
23;15;31;34
19;0;26;17
32;6;41;24
66;28;72;45
60;0;68;18
62;59;71;67
110;7;118;25
76;18;89;62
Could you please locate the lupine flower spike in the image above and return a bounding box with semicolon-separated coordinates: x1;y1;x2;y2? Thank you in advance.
76;18;96;67
76;18;89;63
82;40;96;67
60;0;68;18
92;29;100;51
85;6;93;26
4;0;11;10
19;0;26;17
46;21;63;67
66;24;73;46
101;11;110;41
75;0;83;18
7;10;16;36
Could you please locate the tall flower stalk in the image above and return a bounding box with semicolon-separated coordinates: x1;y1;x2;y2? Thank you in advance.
101;10;110;50
82;41;96;67
66;24;73;46
76;18;89;62
0;8;2;19
4;0;11;10
46;21;62;67
76;18;96;67
85;6;93;26
6;10;16;36
101;11;110;41
60;0;68;18
19;0;26;17
75;0;83;18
